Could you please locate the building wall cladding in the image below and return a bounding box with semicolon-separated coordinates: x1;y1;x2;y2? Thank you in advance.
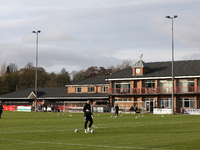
68;87;75;93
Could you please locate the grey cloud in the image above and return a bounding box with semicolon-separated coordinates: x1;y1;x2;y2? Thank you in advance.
0;0;200;74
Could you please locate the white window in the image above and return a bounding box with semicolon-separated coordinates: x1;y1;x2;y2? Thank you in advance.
159;80;172;93
143;80;155;88
178;79;194;93
88;87;95;93
75;87;82;93
113;82;131;94
115;99;131;101
159;98;172;108
113;82;131;88
101;86;108;93
5;101;29;103
178;98;195;108
56;101;64;103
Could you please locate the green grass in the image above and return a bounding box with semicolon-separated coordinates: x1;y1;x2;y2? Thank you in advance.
0;111;200;150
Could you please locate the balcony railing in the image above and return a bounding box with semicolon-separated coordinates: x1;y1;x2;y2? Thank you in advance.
108;86;199;95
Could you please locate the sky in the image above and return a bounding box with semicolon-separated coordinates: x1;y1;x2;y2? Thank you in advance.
0;0;200;74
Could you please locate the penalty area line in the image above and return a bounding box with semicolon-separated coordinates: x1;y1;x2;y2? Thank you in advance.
0;139;172;150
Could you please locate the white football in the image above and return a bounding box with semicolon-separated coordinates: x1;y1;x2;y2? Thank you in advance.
75;129;79;133
91;129;95;133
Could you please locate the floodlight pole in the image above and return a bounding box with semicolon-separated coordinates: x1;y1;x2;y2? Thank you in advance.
165;15;178;114
32;30;41;112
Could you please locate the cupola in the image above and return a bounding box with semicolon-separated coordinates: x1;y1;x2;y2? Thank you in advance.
132;60;150;75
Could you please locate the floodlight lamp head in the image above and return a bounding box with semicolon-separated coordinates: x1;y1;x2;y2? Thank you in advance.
174;15;178;18
37;30;41;33
32;31;36;33
165;16;171;19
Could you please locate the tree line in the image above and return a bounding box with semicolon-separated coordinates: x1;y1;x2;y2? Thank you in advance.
0;60;132;95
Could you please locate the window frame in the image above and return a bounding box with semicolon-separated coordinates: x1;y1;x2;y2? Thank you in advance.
88;87;95;93
75;87;82;93
143;80;155;88
178;98;195;108
101;86;108;93
159;98;172;108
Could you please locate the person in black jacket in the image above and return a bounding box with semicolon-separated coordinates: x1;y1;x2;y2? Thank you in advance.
0;103;4;119
83;100;93;133
115;104;119;117
129;105;134;114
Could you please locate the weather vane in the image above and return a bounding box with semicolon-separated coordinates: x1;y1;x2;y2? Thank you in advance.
139;54;143;60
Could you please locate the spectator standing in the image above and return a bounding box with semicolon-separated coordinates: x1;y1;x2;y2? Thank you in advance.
39;104;42;112
51;104;54;112
129;105;134;113
0;103;4;119
134;105;138;113
55;105;58;112
115;104;119;117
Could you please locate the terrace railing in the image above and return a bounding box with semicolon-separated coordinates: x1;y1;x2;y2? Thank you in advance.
108;86;199;95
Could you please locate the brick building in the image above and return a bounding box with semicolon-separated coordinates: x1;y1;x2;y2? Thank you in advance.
107;59;200;113
0;59;200;113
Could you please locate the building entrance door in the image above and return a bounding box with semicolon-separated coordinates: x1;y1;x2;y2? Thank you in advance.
146;101;150;112
144;98;155;113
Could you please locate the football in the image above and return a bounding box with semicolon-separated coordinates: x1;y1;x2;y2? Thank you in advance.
75;129;79;133
91;129;95;133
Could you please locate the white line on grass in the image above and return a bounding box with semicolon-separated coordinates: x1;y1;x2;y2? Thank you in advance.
0;129;74;134
0;139;173;150
94;120;200;129
1;120;199;134
92;125;99;128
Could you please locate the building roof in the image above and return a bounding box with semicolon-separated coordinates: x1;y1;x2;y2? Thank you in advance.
66;75;109;86
0;87;108;99
0;76;111;99
0;87;68;99
132;60;150;68
107;59;200;80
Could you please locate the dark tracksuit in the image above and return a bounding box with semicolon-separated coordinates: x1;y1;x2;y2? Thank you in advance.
115;105;119;116
83;103;93;129
0;105;4;119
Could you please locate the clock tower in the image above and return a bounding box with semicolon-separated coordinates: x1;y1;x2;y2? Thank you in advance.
132;60;150;75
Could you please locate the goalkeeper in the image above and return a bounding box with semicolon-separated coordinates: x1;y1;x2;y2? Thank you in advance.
83;100;93;133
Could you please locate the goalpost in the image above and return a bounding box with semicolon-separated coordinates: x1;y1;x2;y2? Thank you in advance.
63;101;87;113
114;101;146;114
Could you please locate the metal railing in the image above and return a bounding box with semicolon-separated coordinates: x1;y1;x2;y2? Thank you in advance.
108;86;198;95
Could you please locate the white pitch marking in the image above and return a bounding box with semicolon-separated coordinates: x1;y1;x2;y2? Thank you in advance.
93;125;99;128
0;121;199;135
0;139;173;150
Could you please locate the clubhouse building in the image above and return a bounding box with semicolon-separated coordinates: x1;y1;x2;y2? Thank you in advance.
1;59;200;114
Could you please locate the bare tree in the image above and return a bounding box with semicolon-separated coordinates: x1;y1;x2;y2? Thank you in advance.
118;59;132;70
25;62;34;69
71;69;85;83
0;62;6;76
9;63;18;73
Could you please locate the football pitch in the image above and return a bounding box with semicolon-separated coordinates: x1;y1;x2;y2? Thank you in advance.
0;111;200;150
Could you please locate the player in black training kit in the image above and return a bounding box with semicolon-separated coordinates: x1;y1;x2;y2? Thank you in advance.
0;104;4;119
115;104;119;117
83;100;93;133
